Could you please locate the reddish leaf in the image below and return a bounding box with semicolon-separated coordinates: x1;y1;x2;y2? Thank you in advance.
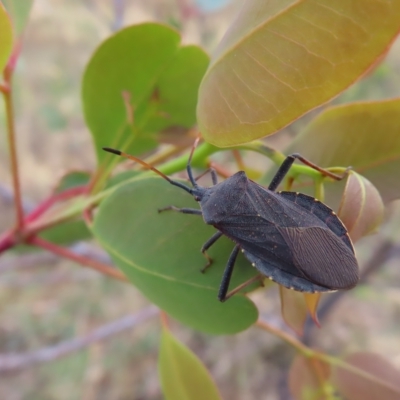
289;354;331;400
338;172;384;242
332;352;400;400
280;286;308;335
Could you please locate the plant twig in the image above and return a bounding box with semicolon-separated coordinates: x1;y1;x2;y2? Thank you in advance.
256;318;311;356
3;66;24;230
29;236;128;282
0;306;159;372
25;186;87;223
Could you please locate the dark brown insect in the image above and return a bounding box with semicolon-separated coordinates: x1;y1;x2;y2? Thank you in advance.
103;141;359;301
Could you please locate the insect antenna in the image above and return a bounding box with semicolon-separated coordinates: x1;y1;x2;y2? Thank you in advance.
102;147;193;194
186;136;200;187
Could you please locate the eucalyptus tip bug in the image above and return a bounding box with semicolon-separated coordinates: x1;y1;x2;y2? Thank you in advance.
103;139;359;302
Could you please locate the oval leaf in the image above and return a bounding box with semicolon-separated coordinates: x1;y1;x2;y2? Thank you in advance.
332;352;400;400
291;99;400;203
93;177;259;334
289;354;331;400
0;2;13;72
197;0;400;146
338;171;384;242
82;23;209;164
158;328;222;400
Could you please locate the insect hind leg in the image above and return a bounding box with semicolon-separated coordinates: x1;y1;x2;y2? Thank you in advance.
218;245;240;302
268;154;350;192
200;231;223;273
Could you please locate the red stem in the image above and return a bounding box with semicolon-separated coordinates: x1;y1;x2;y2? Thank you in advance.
25;186;87;223
3;55;24;230
30;236;128;282
0;231;16;253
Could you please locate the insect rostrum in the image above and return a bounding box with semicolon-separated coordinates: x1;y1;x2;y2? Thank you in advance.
103;143;359;302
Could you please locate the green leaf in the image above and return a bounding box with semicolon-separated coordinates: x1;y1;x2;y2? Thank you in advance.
338;172;384;242
82;23;209;164
290;99;400;203
197;0;400;146
39;219;91;246
158;328;222;400
2;0;33;37
93;176;259;334
55;171;91;193
0;2;13;72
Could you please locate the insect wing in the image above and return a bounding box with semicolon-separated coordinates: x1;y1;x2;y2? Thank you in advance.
277;226;359;290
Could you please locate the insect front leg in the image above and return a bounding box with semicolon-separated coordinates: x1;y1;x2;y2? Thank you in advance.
194;167;218;185
200;231;223;273
158;206;202;215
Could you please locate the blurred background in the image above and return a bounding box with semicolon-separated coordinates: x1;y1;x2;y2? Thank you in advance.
0;0;400;399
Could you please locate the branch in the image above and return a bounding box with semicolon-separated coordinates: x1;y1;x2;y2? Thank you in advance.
2;67;24;230
0;306;159;372
25;186;87;223
255;317;311;356
0;242;111;273
30;236;128;282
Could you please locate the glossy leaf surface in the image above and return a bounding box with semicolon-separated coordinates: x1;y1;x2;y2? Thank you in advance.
0;2;12;72
82;23;208;164
197;0;400;146
158;328;221;400
93;177;259;334
291;99;400;203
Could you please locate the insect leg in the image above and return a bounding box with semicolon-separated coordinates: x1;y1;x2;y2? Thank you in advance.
218;245;240;302
290;154;350;181
158;206;202;215
200;231;223;273
268;156;297;191
268;154;349;192
194;168;218;185
210;168;218;185
223;274;264;302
